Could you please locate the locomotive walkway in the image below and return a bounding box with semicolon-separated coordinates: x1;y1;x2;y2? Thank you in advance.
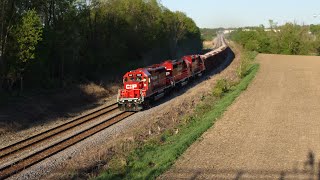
160;54;320;179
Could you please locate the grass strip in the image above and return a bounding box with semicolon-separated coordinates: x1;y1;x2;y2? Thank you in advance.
97;63;260;180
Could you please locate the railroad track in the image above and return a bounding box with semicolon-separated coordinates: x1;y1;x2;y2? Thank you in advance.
0;103;134;179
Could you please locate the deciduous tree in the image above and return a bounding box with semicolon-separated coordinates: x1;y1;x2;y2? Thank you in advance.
13;9;43;92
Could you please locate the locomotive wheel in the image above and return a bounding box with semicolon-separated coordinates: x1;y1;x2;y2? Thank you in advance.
118;104;125;111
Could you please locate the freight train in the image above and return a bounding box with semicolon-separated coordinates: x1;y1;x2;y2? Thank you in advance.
117;35;228;111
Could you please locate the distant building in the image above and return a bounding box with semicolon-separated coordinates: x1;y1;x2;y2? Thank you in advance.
223;28;281;34
223;29;234;34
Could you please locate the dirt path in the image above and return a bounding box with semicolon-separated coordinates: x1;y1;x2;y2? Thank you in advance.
160;54;320;179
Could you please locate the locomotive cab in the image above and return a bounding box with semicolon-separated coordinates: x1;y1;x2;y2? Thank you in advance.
117;69;150;111
117;65;173;112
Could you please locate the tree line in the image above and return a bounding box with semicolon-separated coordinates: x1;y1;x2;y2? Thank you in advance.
230;22;320;56
200;28;221;41
0;0;202;92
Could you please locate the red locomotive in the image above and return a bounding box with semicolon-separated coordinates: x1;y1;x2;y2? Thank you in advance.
118;34;227;111
161;58;190;87
181;55;206;77
117;54;207;111
117;64;171;111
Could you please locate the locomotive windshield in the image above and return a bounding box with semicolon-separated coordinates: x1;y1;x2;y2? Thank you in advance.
124;75;146;82
124;77;135;82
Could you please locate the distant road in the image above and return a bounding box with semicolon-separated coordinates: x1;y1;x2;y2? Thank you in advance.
160;54;320;179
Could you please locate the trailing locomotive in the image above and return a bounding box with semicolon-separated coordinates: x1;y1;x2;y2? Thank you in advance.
117;36;227;111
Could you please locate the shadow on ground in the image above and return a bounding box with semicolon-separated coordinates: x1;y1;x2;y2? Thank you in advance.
0;82;120;134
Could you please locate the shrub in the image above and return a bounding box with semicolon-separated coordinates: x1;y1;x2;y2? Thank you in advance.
237;51;258;78
107;155;127;175
231;23;317;55
212;79;230;97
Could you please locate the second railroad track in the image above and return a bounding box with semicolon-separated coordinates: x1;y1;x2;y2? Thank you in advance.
0;103;134;179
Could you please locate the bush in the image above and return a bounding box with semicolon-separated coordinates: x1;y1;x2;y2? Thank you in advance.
107;156;127;175
230;23;317;55
212;79;230;97
237;51;257;78
245;40;259;51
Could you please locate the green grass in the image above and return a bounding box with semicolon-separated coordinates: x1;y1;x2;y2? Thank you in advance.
237;51;258;78
202;35;217;42
97;64;259;180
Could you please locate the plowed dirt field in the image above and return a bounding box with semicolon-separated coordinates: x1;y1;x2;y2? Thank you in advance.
160;54;320;179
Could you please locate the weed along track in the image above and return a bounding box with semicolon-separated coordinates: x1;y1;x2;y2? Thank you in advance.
0;103;134;179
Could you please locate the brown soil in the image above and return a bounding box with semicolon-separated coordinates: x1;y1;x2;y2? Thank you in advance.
203;41;214;49
160;54;320;179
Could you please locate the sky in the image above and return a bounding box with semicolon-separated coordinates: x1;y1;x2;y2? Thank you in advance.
160;0;320;28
